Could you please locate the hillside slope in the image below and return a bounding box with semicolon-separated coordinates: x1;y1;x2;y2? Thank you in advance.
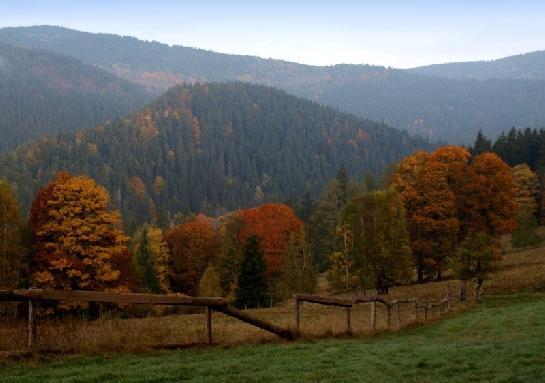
0;41;150;153
3;26;545;143
410;50;545;80
0;82;429;229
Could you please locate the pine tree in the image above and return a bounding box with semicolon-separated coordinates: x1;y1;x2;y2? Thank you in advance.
471;130;492;156
235;236;269;309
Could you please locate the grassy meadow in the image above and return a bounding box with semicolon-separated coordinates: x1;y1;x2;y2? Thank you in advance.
0;230;545;382
1;293;545;382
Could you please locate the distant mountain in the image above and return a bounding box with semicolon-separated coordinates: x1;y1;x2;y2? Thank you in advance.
3;26;545;143
409;51;545;80
0;82;430;230
0;41;150;153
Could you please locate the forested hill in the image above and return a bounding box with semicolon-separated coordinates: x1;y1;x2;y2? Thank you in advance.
4;26;545;143
410;51;545;80
0;41;150;153
0;82;430;230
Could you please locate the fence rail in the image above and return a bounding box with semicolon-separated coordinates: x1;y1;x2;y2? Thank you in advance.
1;288;457;353
292;291;453;334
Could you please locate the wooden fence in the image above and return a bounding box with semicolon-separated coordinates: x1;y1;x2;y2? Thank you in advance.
0;288;456;352
293;292;454;335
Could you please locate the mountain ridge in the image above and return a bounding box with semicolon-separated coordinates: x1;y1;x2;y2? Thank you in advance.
0;39;151;153
2;26;545;143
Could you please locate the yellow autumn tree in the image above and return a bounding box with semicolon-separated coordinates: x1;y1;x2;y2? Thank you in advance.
198;265;222;297
328;223;358;292
29;172;130;293
391;150;459;282
512;163;538;214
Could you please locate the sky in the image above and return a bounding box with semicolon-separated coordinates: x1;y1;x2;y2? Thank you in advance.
1;0;545;68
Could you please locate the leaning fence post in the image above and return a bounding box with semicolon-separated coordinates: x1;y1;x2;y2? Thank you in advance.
206;306;213;344
346;306;351;334
370;300;376;331
28;300;36;351
293;295;300;336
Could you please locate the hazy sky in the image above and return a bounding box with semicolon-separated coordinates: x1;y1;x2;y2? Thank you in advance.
1;0;545;68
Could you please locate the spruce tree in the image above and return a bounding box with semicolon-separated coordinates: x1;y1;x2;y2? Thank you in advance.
235;236;269;309
471;130;492;156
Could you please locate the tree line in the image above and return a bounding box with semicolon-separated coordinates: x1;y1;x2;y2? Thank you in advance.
0;143;531;317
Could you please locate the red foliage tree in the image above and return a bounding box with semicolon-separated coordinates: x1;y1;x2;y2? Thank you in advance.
237;203;304;278
164;214;219;294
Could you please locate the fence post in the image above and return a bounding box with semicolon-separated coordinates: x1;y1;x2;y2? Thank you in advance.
206;306;213;344
446;292;451;311
346;306;351;334
424;305;428;321
370;301;376;332
28;300;36;351
412;301;418;322
396;302;401;329
387;304;392;329
293;296;300;336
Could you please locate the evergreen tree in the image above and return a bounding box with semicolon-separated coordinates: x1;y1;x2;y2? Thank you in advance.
296;190;315;223
133;226;160;293
471;130;492;156
235;236;269;309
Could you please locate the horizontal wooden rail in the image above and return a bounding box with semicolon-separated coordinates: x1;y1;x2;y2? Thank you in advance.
294;293;352;307
0;289;228;307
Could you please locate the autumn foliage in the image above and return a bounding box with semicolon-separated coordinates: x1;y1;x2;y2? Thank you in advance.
391;147;517;281
164;214;219;295
236;203;304;278
29;172;131;292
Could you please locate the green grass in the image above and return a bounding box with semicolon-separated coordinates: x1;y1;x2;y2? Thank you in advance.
2;294;545;382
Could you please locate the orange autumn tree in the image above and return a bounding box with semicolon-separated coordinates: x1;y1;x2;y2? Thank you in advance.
393;147;518;298
465;152;518;236
237;204;304;278
164;214;219;295
391;151;459;281
29;172;131;293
